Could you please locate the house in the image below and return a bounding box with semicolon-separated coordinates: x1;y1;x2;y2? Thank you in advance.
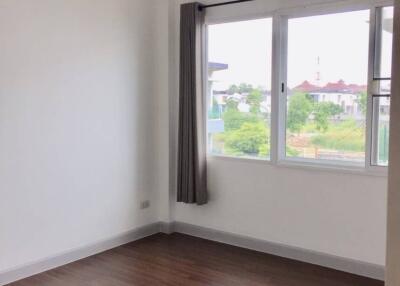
292;80;368;119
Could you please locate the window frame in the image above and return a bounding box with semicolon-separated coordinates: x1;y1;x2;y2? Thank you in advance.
369;5;393;168
203;0;393;176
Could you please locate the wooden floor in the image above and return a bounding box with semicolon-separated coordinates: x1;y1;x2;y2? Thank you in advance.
9;233;384;286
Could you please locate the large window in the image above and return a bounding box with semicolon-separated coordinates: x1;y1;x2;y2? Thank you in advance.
205;3;393;172
207;18;273;159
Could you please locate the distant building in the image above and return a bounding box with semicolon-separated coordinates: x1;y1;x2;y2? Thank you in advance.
291;79;383;121
208;62;228;153
208;62;229;117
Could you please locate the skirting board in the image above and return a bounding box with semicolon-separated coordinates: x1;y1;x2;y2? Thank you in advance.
0;222;163;286
168;221;385;281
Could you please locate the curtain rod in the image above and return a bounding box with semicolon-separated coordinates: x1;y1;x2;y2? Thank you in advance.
198;0;254;11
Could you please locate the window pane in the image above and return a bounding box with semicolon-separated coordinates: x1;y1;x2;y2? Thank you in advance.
374;6;394;79
286;10;370;164
376;79;391;95
207;19;272;159
371;6;393;167
372;96;390;166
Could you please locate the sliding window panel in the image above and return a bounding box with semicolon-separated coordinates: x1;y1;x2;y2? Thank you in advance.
372;95;391;166
374;6;394;80
206;18;273;159
371;5;394;167
285;10;370;165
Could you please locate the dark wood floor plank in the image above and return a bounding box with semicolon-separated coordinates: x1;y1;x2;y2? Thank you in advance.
7;233;384;286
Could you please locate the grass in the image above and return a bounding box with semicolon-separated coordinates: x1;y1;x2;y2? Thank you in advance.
311;119;365;152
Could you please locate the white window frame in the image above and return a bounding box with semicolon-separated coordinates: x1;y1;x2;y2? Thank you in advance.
204;14;275;162
204;0;393;176
369;5;393;170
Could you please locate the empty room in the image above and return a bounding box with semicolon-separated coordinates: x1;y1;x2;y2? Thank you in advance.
0;0;399;285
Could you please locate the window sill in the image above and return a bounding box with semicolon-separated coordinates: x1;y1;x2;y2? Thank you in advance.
207;154;388;177
277;159;388;177
207;154;272;165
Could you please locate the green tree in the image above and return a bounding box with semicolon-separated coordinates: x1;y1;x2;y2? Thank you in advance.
356;91;367;115
313;102;343;132
226;98;239;111
287;93;313;133
225;121;269;156
238;83;253;94
228;84;239;95
228;83;253;94
222;109;258;131
247;88;263;114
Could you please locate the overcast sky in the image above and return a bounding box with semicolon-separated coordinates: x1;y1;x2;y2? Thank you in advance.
208;9;392;91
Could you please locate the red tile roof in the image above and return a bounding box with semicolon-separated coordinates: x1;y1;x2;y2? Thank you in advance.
293;81;320;92
293;80;367;94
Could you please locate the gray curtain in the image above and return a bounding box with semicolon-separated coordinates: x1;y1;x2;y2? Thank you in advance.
177;2;208;205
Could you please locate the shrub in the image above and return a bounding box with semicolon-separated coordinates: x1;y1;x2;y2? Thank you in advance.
224;121;270;156
222;109;259;132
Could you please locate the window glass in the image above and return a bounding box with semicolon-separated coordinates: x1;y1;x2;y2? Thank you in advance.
373;96;391;166
286;10;370;164
207;19;273;159
372;6;393;166
374;6;394;79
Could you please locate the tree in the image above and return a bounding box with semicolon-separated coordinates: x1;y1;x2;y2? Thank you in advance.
356;91;367;115
224;121;269;156
247;88;263;114
222;109;258;131
227;83;253;94
287;93;313;133
228;84;239;95
313;102;343;132
226;98;239;111
238;83;253;94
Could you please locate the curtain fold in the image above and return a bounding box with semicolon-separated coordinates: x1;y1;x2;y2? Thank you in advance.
177;2;208;205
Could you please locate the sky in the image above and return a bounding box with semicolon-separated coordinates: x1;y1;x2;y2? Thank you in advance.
208;18;272;90
208;8;393;91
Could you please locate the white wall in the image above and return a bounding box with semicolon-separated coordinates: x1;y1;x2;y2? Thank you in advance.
0;0;167;273
175;158;387;265
153;0;174;224
170;0;388;266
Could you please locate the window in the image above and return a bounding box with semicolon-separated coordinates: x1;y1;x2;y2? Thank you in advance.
207;18;273;159
284;10;370;164
371;6;393;166
205;2;394;172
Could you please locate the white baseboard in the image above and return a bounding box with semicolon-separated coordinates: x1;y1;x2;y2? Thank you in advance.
0;222;162;286
159;221;174;234
0;221;385;285
169;221;385;281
